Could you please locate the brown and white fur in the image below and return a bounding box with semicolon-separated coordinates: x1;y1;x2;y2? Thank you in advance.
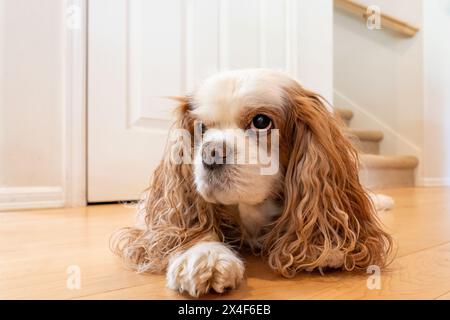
111;69;393;297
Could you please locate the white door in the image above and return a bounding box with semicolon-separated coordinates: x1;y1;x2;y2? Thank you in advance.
88;0;333;202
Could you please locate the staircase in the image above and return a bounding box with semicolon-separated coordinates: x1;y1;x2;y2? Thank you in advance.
335;108;419;190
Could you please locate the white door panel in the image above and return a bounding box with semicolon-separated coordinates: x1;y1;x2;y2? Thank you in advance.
88;0;332;202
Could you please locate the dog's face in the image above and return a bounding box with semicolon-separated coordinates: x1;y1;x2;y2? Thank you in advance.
190;70;292;205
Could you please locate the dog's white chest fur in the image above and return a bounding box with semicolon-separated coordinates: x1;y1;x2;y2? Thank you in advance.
238;199;282;238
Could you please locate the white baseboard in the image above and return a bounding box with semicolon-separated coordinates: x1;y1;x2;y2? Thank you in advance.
0;187;65;211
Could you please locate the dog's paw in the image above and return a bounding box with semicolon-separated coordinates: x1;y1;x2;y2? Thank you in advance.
166;242;244;297
368;191;395;211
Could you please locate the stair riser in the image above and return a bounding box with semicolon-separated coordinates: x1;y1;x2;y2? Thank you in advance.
335;108;354;127
348;137;380;155
337;107;419;188
354;140;380;155
341;118;351;126
359;168;415;189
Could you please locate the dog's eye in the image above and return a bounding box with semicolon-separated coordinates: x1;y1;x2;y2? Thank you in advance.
201;123;207;134
251;114;272;130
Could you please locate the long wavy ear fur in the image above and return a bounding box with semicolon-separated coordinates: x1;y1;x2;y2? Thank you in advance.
261;83;393;277
110;97;222;273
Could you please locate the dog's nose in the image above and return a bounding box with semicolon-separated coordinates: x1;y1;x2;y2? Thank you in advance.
202;141;230;170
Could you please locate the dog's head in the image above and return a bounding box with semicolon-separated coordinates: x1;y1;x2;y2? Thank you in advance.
181;69;344;207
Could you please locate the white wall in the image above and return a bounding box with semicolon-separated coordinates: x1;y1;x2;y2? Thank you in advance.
0;0;85;210
0;0;4;186
334;0;423;157
423;0;450;186
297;0;333;103
1;0;64;188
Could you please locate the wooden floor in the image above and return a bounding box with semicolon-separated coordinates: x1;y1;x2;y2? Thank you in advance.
1;187;450;300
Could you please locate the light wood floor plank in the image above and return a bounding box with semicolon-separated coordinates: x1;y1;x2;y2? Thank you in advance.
1;187;449;299
437;291;450;300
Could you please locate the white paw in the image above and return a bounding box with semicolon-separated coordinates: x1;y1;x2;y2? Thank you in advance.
305;249;345;272
166;242;245;297
369;192;395;211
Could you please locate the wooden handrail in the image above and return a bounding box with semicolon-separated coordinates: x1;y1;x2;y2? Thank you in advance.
334;0;420;37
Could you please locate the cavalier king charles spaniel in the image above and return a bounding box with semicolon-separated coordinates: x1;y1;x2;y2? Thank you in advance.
112;69;393;297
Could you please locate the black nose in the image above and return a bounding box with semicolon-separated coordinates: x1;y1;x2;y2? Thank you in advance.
202;142;229;170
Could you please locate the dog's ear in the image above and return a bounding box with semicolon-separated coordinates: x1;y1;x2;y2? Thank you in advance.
262;83;393;277
111;96;219;273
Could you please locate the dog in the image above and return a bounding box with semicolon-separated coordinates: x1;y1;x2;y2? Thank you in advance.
111;69;393;297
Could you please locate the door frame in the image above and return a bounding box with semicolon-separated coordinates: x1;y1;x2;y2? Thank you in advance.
64;0;88;207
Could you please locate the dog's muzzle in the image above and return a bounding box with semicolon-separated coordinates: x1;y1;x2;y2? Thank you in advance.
201;141;233;170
